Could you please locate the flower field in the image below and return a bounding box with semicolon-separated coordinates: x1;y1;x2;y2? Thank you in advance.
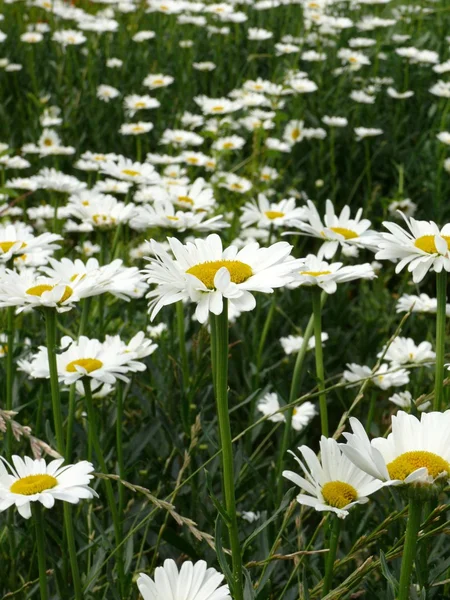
1;0;450;598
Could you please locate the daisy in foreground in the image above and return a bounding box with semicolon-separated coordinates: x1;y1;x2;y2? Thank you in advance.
137;559;231;600
144;233;300;323
283;437;383;518
340;410;450;488
375;213;450;283
0;456;96;519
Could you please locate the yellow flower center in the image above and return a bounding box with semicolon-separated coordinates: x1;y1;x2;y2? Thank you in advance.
178;195;194;205
387;451;450;481
322;481;358;509
121;169;140;177
0;241;26;253
329;227;359;239
66;358;103;373
265;210;285;220
166;216;179;221
414;235;450;254
153;79;164;85
10;474;57;496
43;138;54;146
187;157;199;164
186;260;253;290
135;102;146;108
301;270;332;277
132;126;144;132
26;284;73;303
223;142;234;149
212;106;224;112
349;56;358;64
93;214;116;226
291;128;301;140
231;183;243;190
70;273;86;282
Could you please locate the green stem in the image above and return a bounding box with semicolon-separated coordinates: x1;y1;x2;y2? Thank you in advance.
83;378;125;594
34;504;49;600
116;382;125;518
398;498;422;600
276;292;327;502
434;271;447;410
210;302;244;600
176;301;190;433
44;310;83;600
6;305;15;457
322;515;341;596
312;290;328;437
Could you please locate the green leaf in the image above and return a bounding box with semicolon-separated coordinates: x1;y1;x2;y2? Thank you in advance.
215;515;234;595
380;550;398;596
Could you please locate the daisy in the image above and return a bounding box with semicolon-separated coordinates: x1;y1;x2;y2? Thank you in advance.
212;136;245;151
130;201;228;232
67;194;138;230
0;269;79;313
101;158;160;185
341;411;450;487
283;437;383;519
378;337;435;366
343;363;410;390
395;293;450;315
0;223;61;262
289;199;377;258
0;456;96;519
137;559;231;600
194;95;242;115
240;194;307;230
257;392;317;431
97;84;120;102
124;94;160;116
389;391;430;412
120;122;154;135
142;73;174;89
168;178;216;212
375;213;450;283
280;332;328;355
283;120;304;145
289;254;375;294
144;233;299;323
28;335;152;385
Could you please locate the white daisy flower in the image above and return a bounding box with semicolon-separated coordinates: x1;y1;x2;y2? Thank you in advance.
144;233;299;323
395;293;450;315
341;411;450;487
0;223;61;262
27;335;152;385
378;337;435;366
0;269;79;313
96;84;120;102
101;157;160;185
0;456;96;519
137;559;231;600
289;199;377;259
240;194;307;230
142;73;174;89
67;194;138;230
283;436;383;519
130;201;228;232
280;332;328;355
389;391;430;412
343;363;410;390
289;254;375;294
120;122;154;136
375;213;450;283
257;393;316;431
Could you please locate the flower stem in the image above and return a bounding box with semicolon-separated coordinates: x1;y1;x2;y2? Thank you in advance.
44;310;82;600
209;301;244;600
116;382;125;517
322;515;341;596
176;301;190;433
398;498;422;600
34;503;49;600
5;305;15;456
312;289;328;436
434;271;447;410
82;378;125;594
